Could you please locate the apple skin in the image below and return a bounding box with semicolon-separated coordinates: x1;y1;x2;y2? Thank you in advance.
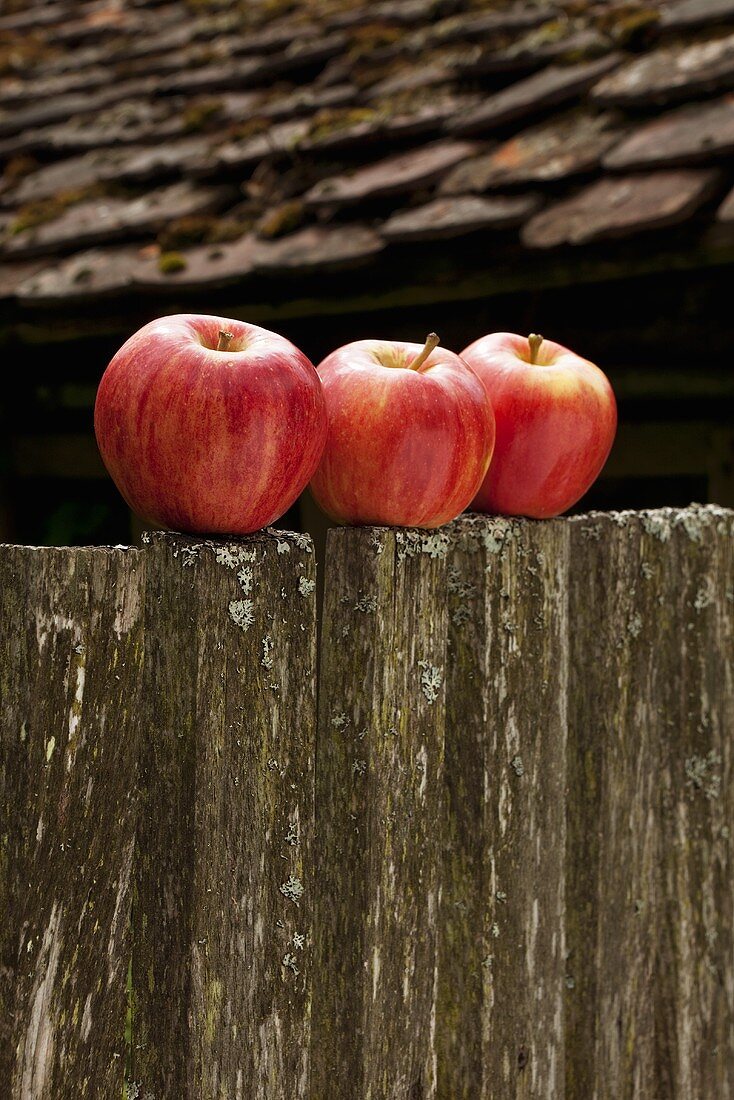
309;338;496;528
94;314;327;534
461;332;617;519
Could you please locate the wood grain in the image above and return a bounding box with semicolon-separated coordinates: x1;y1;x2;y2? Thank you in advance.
652;506;734;1097
566;505;734;1099
1;545;143;1099
438;516;569;1099
131;530;317;1100
311;527;449;1100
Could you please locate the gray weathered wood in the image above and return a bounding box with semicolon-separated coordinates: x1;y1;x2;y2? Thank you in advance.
131;530;317;1099
652;506;734;1097
566;505;734;1098
437;516;569;1099
566;510;661;1099
0;545;143;1099
311;527;449;1100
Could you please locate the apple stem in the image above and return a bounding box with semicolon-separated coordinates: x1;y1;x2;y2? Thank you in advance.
528;333;543;364
217;329;234;352
410;332;440;371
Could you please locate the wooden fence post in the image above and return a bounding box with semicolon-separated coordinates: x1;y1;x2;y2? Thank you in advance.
311;527;449;1100
131;530;317;1099
653;505;734;1096
1;545;144;1099
566;505;734;1098
437;517;569;1099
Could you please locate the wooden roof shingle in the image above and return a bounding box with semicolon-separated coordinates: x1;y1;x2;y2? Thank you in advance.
0;0;731;312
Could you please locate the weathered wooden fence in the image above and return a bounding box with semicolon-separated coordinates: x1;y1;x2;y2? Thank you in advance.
2;505;732;1099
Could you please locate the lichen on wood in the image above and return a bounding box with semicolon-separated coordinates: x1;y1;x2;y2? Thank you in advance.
311;526;448;1099
566;505;734;1099
437;515;569;1099
1;544;144;1099
132;530;317;1099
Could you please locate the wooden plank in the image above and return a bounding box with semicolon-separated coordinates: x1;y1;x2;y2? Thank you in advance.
566;511;662;1099
566;505;734;1097
311;527;449;1099
131;530;316;1099
438;516;569;1098
0;544;143;1099
652;505;734;1097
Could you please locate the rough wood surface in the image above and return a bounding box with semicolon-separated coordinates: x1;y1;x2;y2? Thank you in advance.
0;544;143;1099
652;506;734;1097
438;517;569;1099
131;530;317;1099
311;527;449;1100
566;505;734;1098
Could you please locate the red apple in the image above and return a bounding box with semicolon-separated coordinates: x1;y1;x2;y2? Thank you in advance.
94;314;327;534
461;331;616;518
309;333;495;528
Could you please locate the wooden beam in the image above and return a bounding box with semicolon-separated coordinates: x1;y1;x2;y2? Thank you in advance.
4;239;734;348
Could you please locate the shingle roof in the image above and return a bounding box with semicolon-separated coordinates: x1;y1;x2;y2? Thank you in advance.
0;0;733;312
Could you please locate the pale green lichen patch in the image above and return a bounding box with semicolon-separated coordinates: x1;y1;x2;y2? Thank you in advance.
510;755;524;777
693;580;714;611
285;821;299;846
396;528;451;563
685;750;722;799
269;529;312;554
229;598;254;631
331;712;349;730
418;660;442;704
452;605;472;626
451;515;519;561
290;532;312;553
282;952;300;976
627;612;643;638
352;759;368;776
261;634;274;669
674;507;707;543
280;875;304;904
370;531;385;555
237;565;253;594
298;576;316;597
214;544;257;568
45;735;56;762
178;544;202;567
640;513;671;542
448;566;476;600
354;594;377;613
